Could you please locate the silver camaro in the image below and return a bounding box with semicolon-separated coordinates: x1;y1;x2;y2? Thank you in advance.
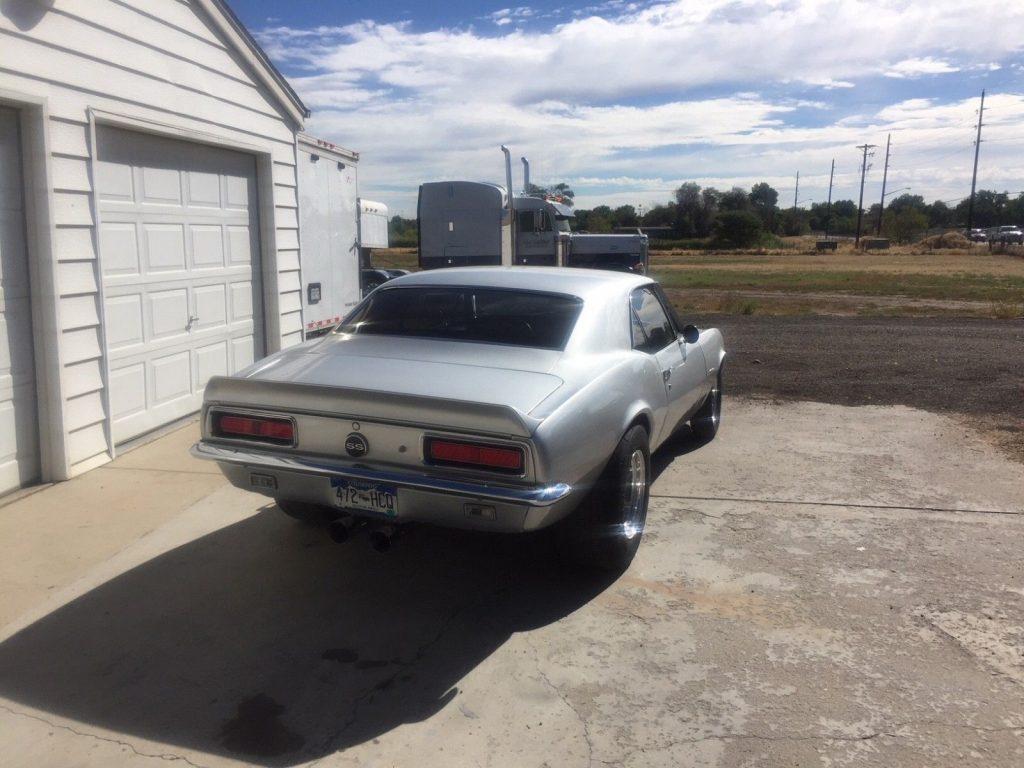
191;267;725;569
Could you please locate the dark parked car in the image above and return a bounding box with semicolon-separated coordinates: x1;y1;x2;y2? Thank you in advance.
361;268;410;296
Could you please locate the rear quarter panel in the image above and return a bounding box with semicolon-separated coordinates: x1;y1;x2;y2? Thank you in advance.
531;355;664;494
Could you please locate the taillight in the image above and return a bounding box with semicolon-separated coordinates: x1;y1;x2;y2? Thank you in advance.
212;413;294;445
425;438;524;474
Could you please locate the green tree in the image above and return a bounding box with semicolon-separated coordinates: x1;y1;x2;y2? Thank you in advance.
613;204;638;228
719;186;751;212
883;208;929;243
712;210;763;247
673;182;702;237
749;182;779;232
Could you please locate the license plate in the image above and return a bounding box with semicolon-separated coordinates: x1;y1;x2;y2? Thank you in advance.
331;478;398;518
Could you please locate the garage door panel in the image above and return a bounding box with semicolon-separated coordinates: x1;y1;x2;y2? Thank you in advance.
95;159;134;202
109;362;147;420
150;351;191;405
140;165;182;205
193;284;227;329
143;223;186;272
226;225;254;264
229;280;254;321
149;288;189;339
104;294;144;350
0;210;30;294
195;340;229;387
224;174;252;209
190;225;224;268
99;125;262;444
231;336;255;373
99;222;140;277
0;298;34;374
187;171;221;208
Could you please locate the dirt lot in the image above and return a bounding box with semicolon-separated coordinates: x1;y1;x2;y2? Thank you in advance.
686;314;1024;458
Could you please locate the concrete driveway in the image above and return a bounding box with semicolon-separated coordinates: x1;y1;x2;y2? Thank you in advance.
0;398;1022;767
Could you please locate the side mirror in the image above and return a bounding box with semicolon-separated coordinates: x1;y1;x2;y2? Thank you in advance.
681;324;700;344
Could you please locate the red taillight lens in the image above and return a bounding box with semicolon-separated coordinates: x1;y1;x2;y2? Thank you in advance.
213;413;294;444
426;438;524;473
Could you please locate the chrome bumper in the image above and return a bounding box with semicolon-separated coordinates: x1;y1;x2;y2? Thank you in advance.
190;441;573;507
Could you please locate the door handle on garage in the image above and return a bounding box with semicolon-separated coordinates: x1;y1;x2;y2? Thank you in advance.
186;315;198;330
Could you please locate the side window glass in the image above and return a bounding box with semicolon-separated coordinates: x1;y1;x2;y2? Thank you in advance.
630;288;675;353
517;210;534;233
537;210;551;232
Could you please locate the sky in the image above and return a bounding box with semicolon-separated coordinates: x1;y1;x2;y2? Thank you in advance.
231;0;1024;217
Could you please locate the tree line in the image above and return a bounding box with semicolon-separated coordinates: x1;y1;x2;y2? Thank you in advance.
575;184;1024;245
384;184;1024;248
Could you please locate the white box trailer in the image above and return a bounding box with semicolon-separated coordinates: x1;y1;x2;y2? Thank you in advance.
297;134;362;336
359;199;390;263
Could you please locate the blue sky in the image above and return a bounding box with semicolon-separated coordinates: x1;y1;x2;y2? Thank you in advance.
231;1;1024;216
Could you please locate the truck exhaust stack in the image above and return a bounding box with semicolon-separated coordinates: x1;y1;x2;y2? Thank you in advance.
500;146;513;211
521;156;530;192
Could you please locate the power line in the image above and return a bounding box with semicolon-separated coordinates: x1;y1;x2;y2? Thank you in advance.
966;89;986;231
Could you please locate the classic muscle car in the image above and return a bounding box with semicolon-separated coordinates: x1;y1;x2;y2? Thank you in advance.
191;268;725;569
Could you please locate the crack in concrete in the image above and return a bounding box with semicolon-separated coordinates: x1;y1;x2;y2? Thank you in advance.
650;493;1023;517
525;634;597;768
0;702;208;767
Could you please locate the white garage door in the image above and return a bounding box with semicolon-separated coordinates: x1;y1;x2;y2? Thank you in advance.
96;127;263;444
0;107;40;493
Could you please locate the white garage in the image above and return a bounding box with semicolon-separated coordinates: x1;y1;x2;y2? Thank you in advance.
0;0;312;487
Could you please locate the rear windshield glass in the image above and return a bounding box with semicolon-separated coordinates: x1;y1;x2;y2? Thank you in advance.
337;286;583;350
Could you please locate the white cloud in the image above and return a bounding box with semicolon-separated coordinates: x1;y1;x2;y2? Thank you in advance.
884;57;960;78
256;1;1024;214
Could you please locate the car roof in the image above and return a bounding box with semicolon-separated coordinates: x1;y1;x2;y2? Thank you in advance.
383;267;653;299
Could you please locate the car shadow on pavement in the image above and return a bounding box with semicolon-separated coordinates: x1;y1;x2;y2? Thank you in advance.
651;426;706;483
0;507;618;766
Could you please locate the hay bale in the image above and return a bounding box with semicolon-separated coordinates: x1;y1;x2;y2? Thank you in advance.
918;231;972;250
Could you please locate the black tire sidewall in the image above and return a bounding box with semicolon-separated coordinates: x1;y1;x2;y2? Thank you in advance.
577;424;651;571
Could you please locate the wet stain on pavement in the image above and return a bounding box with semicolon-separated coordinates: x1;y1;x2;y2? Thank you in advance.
322;648;359;663
219;693;305;757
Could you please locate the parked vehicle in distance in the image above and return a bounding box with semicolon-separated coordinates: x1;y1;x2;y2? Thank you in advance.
985;225;1024;245
360;268;408;296
191;268;725;569
418;148;648;274
967;228;988;243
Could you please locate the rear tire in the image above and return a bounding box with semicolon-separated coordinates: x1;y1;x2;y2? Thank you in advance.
567;424;651;572
276;499;338;526
691;367;723;442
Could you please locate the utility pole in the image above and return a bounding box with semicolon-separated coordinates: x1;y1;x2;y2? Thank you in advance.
793;171;799;210
875;133;891;236
824;158;835;241
966;89;986;232
855;143;876;247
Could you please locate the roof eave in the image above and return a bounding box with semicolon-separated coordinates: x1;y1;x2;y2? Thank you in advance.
200;0;310;126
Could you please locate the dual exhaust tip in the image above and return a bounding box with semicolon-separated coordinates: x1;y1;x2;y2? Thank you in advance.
328;517;397;552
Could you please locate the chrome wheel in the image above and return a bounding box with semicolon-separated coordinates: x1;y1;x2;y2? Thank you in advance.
622;448;647;539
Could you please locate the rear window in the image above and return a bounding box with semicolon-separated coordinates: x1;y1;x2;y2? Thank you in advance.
337;286;583;350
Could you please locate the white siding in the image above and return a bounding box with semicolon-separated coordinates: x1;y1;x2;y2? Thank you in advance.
0;0;302;474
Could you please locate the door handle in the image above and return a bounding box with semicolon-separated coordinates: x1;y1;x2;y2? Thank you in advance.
186;315;198;330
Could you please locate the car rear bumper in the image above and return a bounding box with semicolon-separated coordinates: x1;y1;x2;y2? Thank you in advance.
190;441;576;532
